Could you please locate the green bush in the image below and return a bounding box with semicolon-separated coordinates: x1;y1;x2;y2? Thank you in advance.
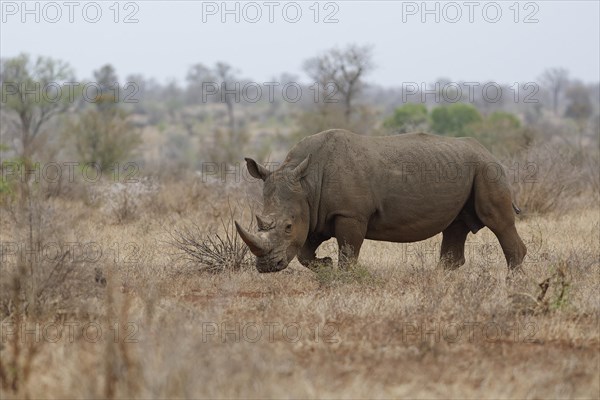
383;103;429;133
430;103;482;136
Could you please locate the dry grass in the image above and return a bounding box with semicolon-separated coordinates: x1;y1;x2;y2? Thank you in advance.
505;143;599;215
0;170;599;399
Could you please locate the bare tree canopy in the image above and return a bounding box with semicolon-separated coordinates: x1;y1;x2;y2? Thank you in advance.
540;67;569;115
304;44;375;123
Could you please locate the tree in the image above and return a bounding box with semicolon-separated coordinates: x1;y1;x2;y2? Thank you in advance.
383;103;429;133
0;53;75;159
487;112;521;128
63;64;140;171
464;111;533;153
304;44;374;124
186;62;238;136
125;73;158;115
163;79;184;121
65;107;140;171
564;83;592;122
430;103;482;136
185;63;214;105
185;62;247;162
564;82;593;151
92;64;119;111
214;62;238;135
540;68;569;115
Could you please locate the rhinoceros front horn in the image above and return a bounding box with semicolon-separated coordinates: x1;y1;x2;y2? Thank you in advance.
235;221;269;257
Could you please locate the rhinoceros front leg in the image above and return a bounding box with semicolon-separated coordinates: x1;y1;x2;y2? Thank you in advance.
298;235;332;270
334;216;367;268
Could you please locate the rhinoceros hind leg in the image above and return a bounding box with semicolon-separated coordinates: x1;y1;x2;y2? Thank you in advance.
439;220;470;270
491;225;527;269
473;176;527;269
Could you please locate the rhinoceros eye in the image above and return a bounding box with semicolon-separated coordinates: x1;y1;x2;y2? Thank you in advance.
285;223;293;233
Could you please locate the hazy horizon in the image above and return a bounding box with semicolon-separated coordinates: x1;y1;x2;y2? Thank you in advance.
2;1;599;86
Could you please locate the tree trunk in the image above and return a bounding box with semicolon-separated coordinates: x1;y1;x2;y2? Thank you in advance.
20;113;31;160
226;100;235;138
344;97;351;125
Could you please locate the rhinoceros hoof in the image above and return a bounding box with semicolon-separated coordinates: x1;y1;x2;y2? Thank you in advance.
320;257;333;266
309;257;333;271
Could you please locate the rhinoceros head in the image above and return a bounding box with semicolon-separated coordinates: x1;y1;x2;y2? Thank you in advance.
235;155;311;273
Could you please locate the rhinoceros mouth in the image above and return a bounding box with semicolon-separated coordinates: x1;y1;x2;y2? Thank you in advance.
256;257;289;273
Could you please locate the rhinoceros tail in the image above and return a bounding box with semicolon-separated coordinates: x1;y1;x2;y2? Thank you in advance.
512;202;521;215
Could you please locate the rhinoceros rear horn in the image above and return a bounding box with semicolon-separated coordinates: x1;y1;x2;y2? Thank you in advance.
235;221;269;257
256;214;273;231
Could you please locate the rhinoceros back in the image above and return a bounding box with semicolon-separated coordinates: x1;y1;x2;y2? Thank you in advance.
283;129;500;242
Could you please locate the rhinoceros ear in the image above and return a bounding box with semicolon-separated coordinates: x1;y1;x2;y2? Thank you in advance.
291;154;311;180
245;158;270;181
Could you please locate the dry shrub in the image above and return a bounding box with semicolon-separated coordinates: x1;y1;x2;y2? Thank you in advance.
506;143;592;215
0;262;142;398
167;201;254;273
0;183;95;396
0;187;93;319
579;149;600;194
0;265;41;395
102;267;143;398
509;262;572;315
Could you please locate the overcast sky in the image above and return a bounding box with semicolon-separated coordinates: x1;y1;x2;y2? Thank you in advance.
2;1;599;86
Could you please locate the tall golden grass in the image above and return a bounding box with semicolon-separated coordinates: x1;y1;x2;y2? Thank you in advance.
0;144;598;399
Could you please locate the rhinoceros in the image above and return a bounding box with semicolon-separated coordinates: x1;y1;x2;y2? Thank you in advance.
235;129;527;273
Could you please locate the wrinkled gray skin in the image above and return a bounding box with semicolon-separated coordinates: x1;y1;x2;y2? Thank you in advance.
235;129;527;273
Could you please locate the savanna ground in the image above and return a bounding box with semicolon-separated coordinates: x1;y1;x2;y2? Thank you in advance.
0;148;599;399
